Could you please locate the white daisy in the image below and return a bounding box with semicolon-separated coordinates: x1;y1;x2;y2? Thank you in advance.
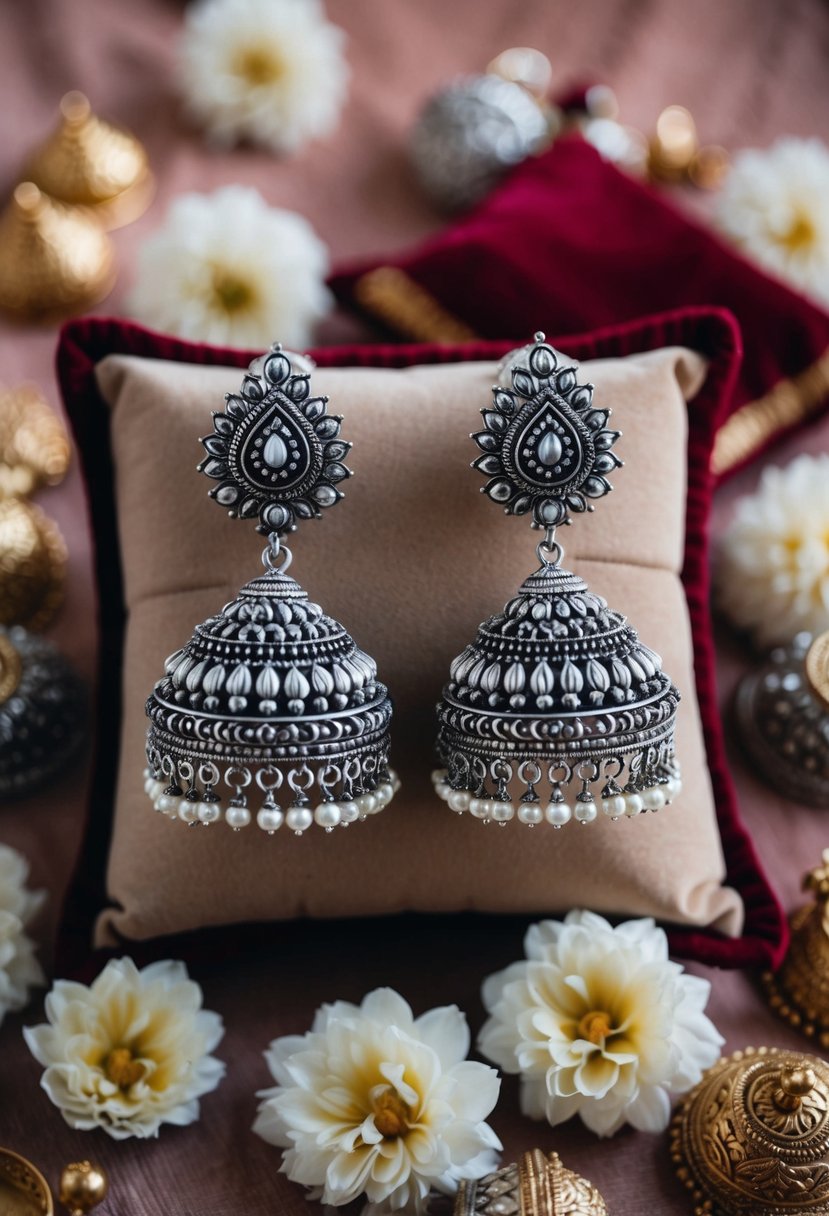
127;185;331;348
716;137;829;307
0;843;45;1026
254;987;501;1211
716;453;829;647
24;957;225;1139
180;0;349;153
478;911;722;1138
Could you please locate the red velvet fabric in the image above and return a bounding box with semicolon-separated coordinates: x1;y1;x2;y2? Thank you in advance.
330;135;829;470
53;308;787;973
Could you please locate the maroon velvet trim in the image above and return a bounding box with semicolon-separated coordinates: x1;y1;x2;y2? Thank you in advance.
54;311;787;973
330;135;829;474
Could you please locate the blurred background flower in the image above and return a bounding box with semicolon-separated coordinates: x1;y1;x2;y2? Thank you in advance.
0;843;44;1027
716;452;829;647
24;957;225;1138
127;185;331;347
479;911;722;1137
254;987;501;1211
716;137;829;307
180;0;349;153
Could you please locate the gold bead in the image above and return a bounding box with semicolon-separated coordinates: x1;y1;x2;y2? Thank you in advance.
59;1161;108;1215
0;498;66;631
0;383;71;497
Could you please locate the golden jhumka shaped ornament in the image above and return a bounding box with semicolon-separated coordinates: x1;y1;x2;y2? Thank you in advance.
764;850;829;1048
0;182;114;319
26;91;154;228
671;1046;829;1216
0;383;71;498
0;1146;53;1215
0;498;66;631
456;1149;608;1216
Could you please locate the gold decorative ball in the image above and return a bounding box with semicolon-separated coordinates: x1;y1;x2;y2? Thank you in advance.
58;1162;108;1215
455;1148;607;1216
671;1046;829;1216
0;498;66;631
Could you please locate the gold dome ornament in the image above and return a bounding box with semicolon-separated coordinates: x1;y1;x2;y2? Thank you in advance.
58;1161;108;1216
26;91;154;229
0;499;66;631
455;1149;608;1216
0;182;115;320
0;383;71;498
763;851;829;1047
671;1046;829;1216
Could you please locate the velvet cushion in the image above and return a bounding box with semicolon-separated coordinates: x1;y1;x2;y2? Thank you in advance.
55;311;786;970
329;135;829;478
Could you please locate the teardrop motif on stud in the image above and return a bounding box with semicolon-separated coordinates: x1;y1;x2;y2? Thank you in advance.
235;399;317;494
506;397;591;491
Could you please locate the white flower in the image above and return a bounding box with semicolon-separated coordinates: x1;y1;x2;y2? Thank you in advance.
716;453;829;647
478;911;722;1138
0;844;45;1026
180;0;348;153
24;957;225;1139
254;987;501;1211
127;185;331;348
716;137;829;307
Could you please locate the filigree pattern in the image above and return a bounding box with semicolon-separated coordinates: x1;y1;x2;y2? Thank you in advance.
472;333;621;527
199;344;351;536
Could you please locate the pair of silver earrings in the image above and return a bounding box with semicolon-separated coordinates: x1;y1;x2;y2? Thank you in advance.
144;333;681;835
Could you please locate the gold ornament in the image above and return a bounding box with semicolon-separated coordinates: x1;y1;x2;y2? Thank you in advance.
764;850;829;1047
671;1046;829;1216
0;383;71;497
26;91;154;229
58;1162;108;1216
0;1146;53;1215
805;632;829;713
0;182;115;320
647;105;729;190
0;498;66;630
455;1149;608;1216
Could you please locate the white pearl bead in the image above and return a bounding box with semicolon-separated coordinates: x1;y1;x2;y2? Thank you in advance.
390;770;401;793
448;789;471;813
148;779;166;801
601;794;626;819
357;792;378;815
315;802;342;828
257;806;284;833
431;769;447;786
518;802;543;825
339;800;360;823
469;797;491;819
642;786;667;810
286;806;313;833
376;782;394;805
155;794;173;815
198;801;222;825
178;800;200;824
624;792;644;817
491;801;515;822
574;798;597;823
225;805;251;830
435;782;451;802
545;800;572;826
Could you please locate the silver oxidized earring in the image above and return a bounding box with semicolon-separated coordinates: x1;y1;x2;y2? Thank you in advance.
433;332;681;827
144;346;398;835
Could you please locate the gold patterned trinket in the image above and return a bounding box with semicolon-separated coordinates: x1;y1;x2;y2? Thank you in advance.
764;851;829;1047
0;499;66;630
26;91;154;229
58;1162;108;1216
671;1046;829;1216
455;1148;608;1216
0;182;115;320
0;384;71;497
0;1147;53;1215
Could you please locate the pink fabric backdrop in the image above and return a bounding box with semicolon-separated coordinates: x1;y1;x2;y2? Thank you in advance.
1;1;829;1213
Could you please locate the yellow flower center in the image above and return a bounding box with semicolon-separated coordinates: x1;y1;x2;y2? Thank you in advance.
210;267;257;315
778;211;817;254
232;45;284;87
578;1010;614;1045
372;1089;411;1138
104;1047;145;1090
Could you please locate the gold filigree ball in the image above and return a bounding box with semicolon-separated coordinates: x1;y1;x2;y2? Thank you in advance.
0;499;66;630
671;1046;829;1216
58;1161;108;1216
455;1149;607;1216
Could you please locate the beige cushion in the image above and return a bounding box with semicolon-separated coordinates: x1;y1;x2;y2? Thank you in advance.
93;347;743;945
